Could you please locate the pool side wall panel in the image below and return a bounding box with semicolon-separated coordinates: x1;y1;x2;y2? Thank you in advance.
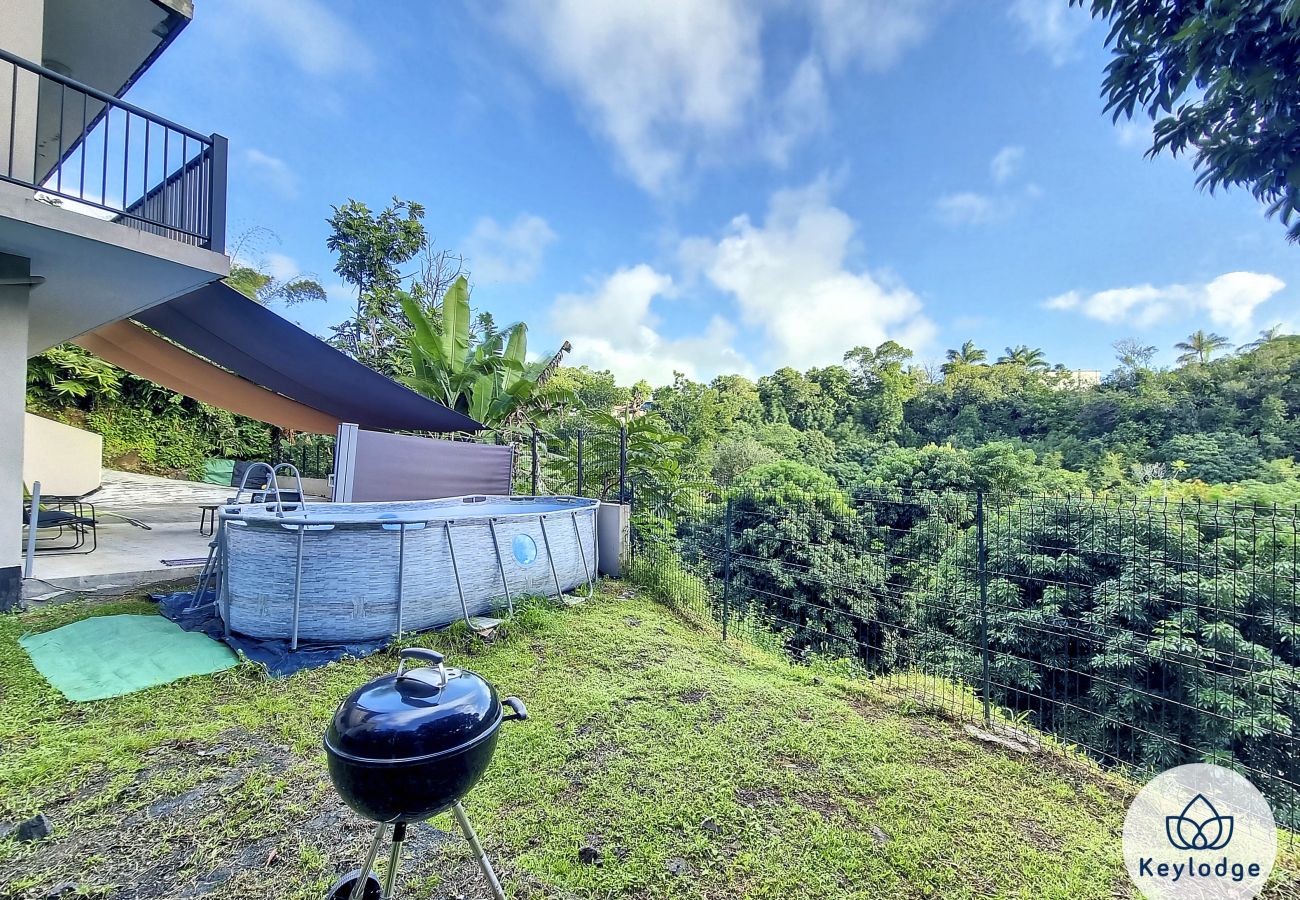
222;497;597;642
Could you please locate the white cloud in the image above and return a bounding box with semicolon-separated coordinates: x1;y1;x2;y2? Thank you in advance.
243;149;298;198
991;145;1025;184
937;147;1038;225
1202;272;1287;334
223;0;374;77
464;214;557;284
497;0;936;194
810;0;936;73
760;57;829;168
684;178;935;371
936;191;1003;226
1115;118;1153;149
550;265;752;384
264;253;302;282
1044;272;1287;338
1008;0;1090;66
545;178;935;383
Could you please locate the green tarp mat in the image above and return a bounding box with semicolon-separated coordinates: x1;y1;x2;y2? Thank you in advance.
201;457;236;486
20;614;239;701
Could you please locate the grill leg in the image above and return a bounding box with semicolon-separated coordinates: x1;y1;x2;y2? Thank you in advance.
382;822;406;900
350;824;386;900
453;802;506;900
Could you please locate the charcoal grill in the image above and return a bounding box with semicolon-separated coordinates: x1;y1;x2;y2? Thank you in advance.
323;648;527;900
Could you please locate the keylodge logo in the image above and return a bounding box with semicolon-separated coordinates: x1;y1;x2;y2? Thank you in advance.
1165;794;1235;852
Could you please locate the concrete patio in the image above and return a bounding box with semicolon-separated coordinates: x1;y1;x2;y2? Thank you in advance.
21;470;325;602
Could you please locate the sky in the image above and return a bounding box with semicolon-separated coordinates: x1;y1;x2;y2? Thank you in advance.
125;0;1300;386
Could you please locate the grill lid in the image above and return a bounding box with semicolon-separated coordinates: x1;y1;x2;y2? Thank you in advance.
325;649;501;763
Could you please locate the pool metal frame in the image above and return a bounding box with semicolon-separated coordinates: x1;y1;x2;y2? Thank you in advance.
203;478;597;648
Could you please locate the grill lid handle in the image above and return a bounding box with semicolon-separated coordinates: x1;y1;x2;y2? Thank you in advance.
502;696;528;722
397;648;448;689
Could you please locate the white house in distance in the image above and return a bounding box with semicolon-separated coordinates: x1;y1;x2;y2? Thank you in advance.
0;0;230;609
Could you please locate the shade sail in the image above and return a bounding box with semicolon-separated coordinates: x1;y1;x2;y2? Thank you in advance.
76;321;342;434
134;282;482;433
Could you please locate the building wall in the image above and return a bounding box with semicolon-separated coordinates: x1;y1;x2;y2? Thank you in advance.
0;254;32;608
0;0;45;183
23;412;102;497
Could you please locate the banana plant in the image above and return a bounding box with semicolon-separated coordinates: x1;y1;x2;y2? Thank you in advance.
400;276;573;429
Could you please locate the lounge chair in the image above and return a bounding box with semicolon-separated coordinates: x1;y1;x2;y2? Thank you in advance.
21;489;98;554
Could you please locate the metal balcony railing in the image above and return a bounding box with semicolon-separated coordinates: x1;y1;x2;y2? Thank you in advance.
0;47;226;252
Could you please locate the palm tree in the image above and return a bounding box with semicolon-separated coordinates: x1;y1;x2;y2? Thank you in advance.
997;345;1048;370
1174;330;1232;365
1243;324;1285;351
941;340;987;375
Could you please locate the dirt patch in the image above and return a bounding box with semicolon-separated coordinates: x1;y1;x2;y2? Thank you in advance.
773;755;816;775
734;786;782;809
793;792;847;821
1016;818;1061;852
678;688;707;704
1;730;336;899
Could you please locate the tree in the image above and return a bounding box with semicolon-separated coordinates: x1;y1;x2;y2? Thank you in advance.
1158;432;1263;484
709;436;778;485
326;197;427;370
401;276;572;428
1245;324;1287;350
997;345;1048;370
844;340;919;439
1071;0;1300;241
1175;330;1232;365
1113;337;1157;372
940;340;987;375
225;227;327;307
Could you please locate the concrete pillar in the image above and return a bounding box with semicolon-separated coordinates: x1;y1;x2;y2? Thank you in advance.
0;253;32;610
0;0;45;184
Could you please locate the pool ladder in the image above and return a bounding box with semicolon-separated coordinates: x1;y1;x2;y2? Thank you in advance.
193;462;308;615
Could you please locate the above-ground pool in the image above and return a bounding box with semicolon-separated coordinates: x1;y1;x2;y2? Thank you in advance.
216;495;599;644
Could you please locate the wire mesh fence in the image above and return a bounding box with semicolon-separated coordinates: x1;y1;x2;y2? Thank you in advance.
624;476;1300;830
272;434;335;480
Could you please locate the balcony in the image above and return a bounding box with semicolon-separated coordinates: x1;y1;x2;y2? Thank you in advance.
0;46;226;252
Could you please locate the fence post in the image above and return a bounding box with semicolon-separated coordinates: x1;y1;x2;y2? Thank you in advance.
23;480;41;580
626;477;635;564
722;496;733;641
530;429;540;496
976;490;991;724
576;428;584;497
618;424;628;502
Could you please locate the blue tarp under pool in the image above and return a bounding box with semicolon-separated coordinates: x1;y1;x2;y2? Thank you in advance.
151;590;391;676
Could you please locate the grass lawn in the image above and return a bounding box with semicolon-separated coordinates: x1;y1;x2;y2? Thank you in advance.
1;583;1296;899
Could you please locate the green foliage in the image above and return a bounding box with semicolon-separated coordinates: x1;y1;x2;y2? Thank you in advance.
1175;329;1232;365
1072;0;1300;241
26;345;121;403
326;196;428;372
550;412;692;514
402;275;572;428
226;263;325;307
545;366;630;414
709;435;779;485
733;461;849;515
27;345;272;478
80;406;255;479
1158;432;1263;484
918;498;1299;819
